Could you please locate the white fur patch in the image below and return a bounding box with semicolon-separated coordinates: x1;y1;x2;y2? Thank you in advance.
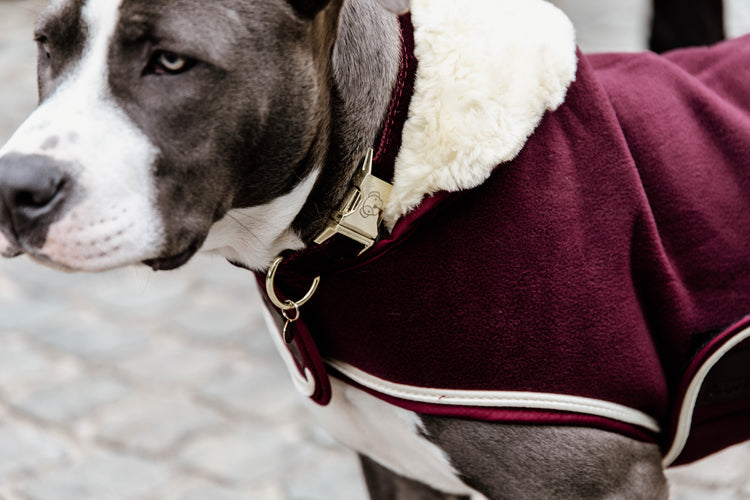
44;0;72;11
305;378;484;498
384;0;578;226
200;171;320;271
0;0;164;271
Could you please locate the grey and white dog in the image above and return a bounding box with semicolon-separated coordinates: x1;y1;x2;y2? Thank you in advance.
0;0;669;498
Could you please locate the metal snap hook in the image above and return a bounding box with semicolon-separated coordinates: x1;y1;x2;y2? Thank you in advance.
265;256;321;311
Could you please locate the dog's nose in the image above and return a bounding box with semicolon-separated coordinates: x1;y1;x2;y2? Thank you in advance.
0;154;71;240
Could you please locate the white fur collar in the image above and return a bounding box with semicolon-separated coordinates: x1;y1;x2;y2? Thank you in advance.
383;0;577;227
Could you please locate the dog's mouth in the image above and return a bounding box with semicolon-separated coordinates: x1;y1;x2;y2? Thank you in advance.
1;223;204;272
142;239;203;271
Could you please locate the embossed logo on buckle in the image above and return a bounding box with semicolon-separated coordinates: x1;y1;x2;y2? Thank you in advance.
313;149;392;253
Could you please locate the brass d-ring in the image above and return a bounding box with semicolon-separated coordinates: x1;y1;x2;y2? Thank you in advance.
265;256;321;311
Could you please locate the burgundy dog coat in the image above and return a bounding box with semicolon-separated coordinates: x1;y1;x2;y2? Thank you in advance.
259;13;750;467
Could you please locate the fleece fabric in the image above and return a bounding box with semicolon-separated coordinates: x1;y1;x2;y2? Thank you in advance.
259;6;750;466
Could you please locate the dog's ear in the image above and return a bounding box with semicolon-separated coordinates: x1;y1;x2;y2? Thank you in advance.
374;0;410;14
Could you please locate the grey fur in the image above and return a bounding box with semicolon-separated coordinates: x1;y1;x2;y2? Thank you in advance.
106;0;343;267
105;0;402;261
34;0;87;100
421;417;669;500
292;0;401;240
373;0;411;14
332;0;400;173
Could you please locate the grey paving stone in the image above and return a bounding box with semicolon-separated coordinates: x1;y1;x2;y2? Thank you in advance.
117;338;227;386
95;394;225;456
179;427;291;487
670;485;744;500
666;444;750;489
0;270;23;301
18;454;172;500
240;319;281;360
0;298;66;331
0;1;38;142
741;479;750;498
84;267;192;315
29;310;149;362
12;376;128;424
198;362;300;420
189;256;254;287
284;449;368;500
169;286;255;344
0;336;70;392
550;0;650;52
0;423;69;480
170;483;283;500
229;291;280;360
0;257;90;293
727;1;750;37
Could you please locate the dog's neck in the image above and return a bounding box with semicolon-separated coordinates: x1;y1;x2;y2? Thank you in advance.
291;0;402;242
204;0;578;271
201;0;402;271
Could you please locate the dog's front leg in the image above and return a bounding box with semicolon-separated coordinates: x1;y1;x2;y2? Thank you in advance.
422;418;669;500
360;455;472;500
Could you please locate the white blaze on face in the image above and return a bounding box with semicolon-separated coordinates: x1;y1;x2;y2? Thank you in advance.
0;0;164;272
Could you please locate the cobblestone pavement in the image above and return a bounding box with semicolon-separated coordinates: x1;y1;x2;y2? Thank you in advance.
2;1;750;499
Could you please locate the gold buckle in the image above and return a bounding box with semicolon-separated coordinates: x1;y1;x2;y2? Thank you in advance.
313;149;392;253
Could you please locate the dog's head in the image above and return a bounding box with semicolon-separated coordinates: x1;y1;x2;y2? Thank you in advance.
0;0;408;272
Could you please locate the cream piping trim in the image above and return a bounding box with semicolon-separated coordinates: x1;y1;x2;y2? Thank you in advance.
662;325;750;466
327;360;660;433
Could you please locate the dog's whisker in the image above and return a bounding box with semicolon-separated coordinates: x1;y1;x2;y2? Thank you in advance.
226;212;263;244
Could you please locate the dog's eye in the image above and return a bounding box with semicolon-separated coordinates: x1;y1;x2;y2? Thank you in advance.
157;52;186;72
149;51;194;75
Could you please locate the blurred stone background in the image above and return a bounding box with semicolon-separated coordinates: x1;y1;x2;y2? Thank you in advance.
1;0;750;499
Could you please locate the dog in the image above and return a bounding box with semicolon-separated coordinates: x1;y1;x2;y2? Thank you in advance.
2;0;750;498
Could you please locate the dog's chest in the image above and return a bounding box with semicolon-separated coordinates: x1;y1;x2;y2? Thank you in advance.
303;378;477;497
259;303;476;495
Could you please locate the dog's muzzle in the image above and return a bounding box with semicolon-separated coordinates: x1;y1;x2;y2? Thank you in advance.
0;153;73;256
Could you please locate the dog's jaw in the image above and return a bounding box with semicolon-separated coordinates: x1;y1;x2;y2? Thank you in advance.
200;170;320;271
